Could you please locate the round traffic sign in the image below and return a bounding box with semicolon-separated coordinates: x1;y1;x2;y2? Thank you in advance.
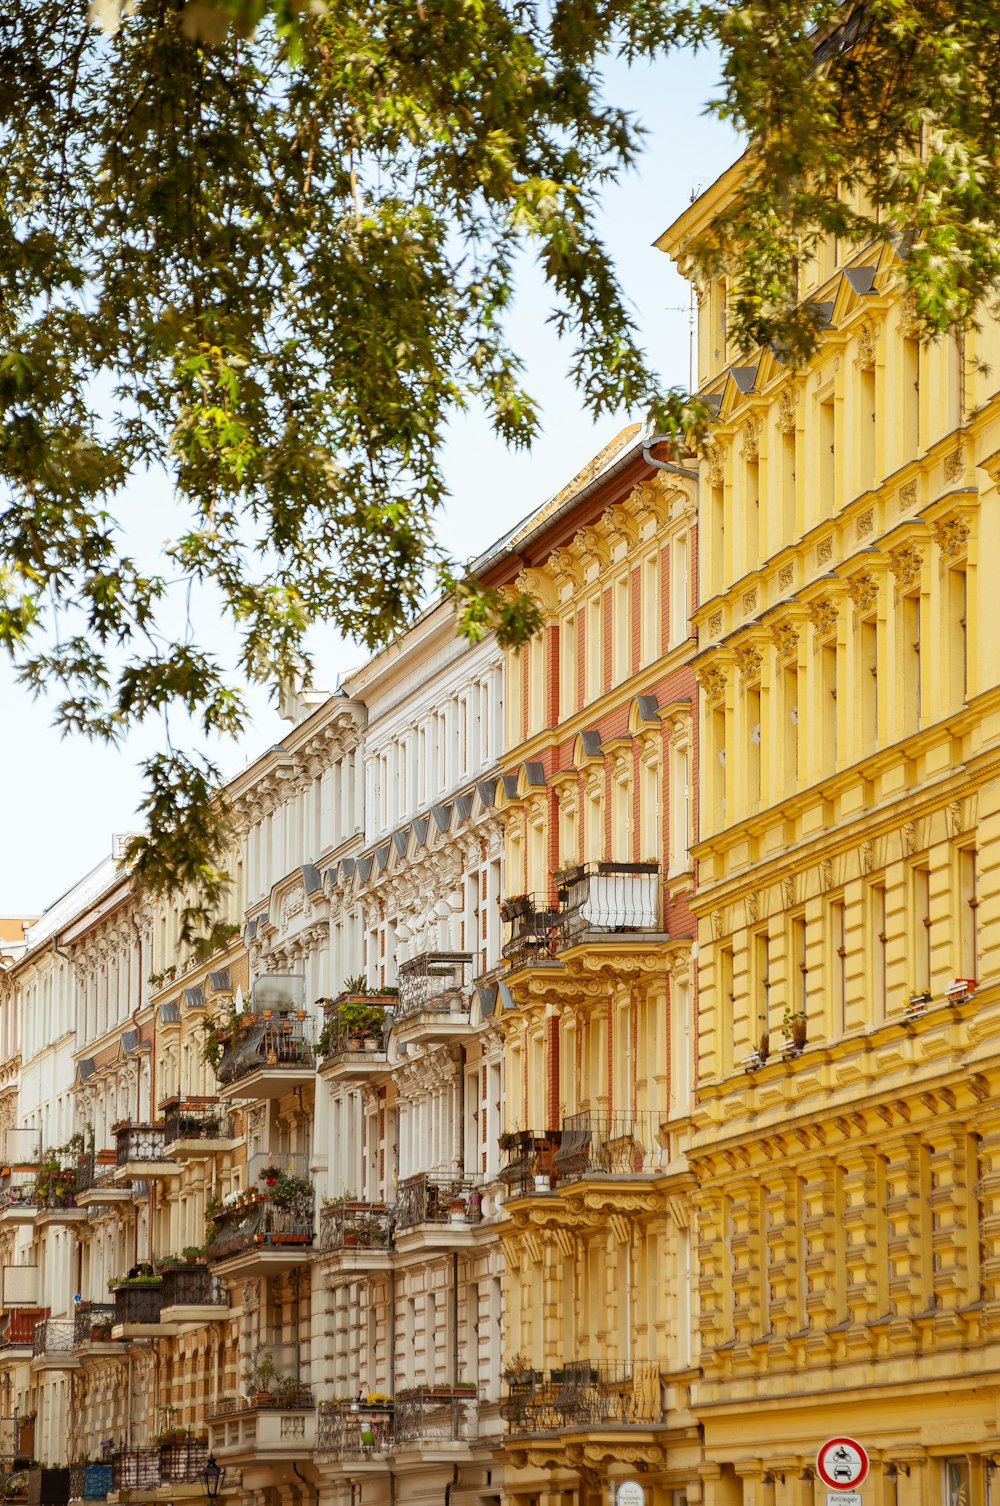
816;1438;870;1491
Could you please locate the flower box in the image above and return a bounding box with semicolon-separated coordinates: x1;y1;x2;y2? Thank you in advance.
946;977;977;1002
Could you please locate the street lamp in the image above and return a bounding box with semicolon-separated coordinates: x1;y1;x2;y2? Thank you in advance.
199;1455;225;1504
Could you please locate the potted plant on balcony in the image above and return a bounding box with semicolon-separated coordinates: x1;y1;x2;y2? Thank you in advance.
780;1007;807;1056
905;985;933;1015
241;1346;278;1406
259;1165;280;1190
499;895;531;922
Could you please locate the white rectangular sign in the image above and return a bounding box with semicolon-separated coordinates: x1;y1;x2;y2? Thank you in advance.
827;1493;862;1506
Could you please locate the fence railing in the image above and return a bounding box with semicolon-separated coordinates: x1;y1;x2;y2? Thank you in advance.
32;1317;75;1358
206;1199;314;1262
394;1174;482;1231
393;1388;478;1444
112;1280;164;1325
498;1131;561;1197
319;1201;393;1252
317;1400;394;1457
68;1463;112;1501
0;1307;49;1346
162;1103;231;1145
500;898;561;970
500;1360;661;1433
76;1151;119;1195
115;1124;168;1167
216;1017;314;1085
557;863;660;937
554;1111;663;1179
111;1442;208;1491
160;1263;226;1309
73;1301;116;1346
395;953;473;1022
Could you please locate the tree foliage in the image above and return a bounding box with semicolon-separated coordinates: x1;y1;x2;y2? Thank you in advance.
2;0;998;936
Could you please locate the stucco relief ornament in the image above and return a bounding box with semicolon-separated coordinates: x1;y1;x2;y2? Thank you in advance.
900;479;918;508
847;571;879;611
546;546;583;589
707;610;723;638
902;820;916;855
949;799;964;837
857;321;876;371
711;909;724;940
817;537;834;565
889;543;922;585
746;892;759;924
933;515;970;558
861;839;874;874
742;415;761;460
777;384;797;434
770;620;799;659
705;443;725;488
944;447;966;482
742;587;758;614
857;508;874;537
782;874;796;908
778;562;795;590
697;663;728;701
820;857;833;891
808;597;839;637
734;644;763;681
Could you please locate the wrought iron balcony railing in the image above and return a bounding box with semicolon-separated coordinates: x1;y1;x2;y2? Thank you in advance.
500;898;561;970
0;1166;39;1211
162;1101;231;1146
395;1174;483;1231
67;1464;112;1501
115;1124;169;1167
216;1016;314;1085
500;1361;661;1433
160;1263;226;1309
395;953;473;1023
318;995;392;1059
75;1150;119;1195
31;1318;75;1359
553;1111;664;1180
319;1201;393;1252
498;1131;561;1197
111;1441;208;1491
73;1301;116;1346
111;1279;164;1325
317;1401;394;1458
393;1388;478;1445
206;1197;314;1262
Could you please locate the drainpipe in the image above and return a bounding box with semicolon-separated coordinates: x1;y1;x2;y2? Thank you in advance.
640;435;699;478
444;1464;459;1506
457;1048;466;1174
388;1268;396;1394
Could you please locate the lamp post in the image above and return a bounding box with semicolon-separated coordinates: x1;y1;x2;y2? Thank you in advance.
199;1455;224;1504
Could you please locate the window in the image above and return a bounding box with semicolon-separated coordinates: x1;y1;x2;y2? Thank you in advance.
859;361;876;490
790;913;808;1017
781;424;796;540
913;864;932;993
641;553;659;666
744;456;760;569
585;782;603;863
613;575;630;685
902;591;921;728
668;746;689;873
902;331;920;451
861;616;878;750
560;613;577;718
718;943;735;1074
821;641;838;767
612;773;631;862
783;663;799;791
671;533;690;645
753;928;770;1044
959;847;978;980
746;682;761;812
528;638;545;734
711;484;725;595
830;897;847;1034
585;597;602;701
712;704;727;828
870;881;887;1019
819;393;835;519
949;565;967;706
941;1459;970;1506
642;757;661;864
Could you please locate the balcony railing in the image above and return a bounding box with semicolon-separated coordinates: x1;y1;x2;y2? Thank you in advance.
216;1016;314;1086
160;1263;226;1309
395;1175;483;1231
318;995;392;1060
73;1301;116;1346
395;953;473;1023
498;1131;561;1197
500;1361;661;1433
319;1201;393;1252
67;1464;112;1501
115;1124;168;1167
32;1318;75;1359
111;1279;164;1325
76;1150;119;1195
0;1167;39;1212
393;1388;478;1445
111;1442;207;1491
554;1111;663;1180
206;1196;314;1262
317;1400;394;1458
162;1101;231;1146
1;1308;50;1346
556;862;660;938
500;898;561;970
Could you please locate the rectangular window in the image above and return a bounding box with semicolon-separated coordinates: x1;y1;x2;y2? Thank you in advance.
746;682;762;812
712;484;725;595
941;1459;970;1506
613;575;630;685
712;703;727;828
822;641;838;767
791;913;808;1017
585;597;602;701
819;394;835;518
744;457;760;569
830;897;847;1035
560;615;577;719
949;565;967;707
612;776;631;862
869;882;887;1020
718;943;735;1074
781;425;796;541
668;746;689;873
960;847;978;980
641;554;659;666
783;663;799;791
861;615;878;750
671;533;690;645
902;332;920;451
753;929;770;1044
528;638;545;734
913;864;932;993
642;758;661;864
859;362;876;490
902;592;921;728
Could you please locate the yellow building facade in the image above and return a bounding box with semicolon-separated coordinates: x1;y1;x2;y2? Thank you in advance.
660;165;1000;1506
485;431;702;1506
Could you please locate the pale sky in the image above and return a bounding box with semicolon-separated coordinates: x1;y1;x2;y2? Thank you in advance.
0;48;740;917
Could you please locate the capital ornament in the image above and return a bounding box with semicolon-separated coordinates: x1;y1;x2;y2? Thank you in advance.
705;444;724;489
808;597;838;637
846;571;879;611
734;644;763;681
933;515;970;558
889;543;923;585
770;620;799;659
697;663;728;701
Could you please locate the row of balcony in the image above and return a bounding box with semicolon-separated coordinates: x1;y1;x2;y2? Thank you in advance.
501;862;662;971
498;1112;663;1196
319;1174;484;1254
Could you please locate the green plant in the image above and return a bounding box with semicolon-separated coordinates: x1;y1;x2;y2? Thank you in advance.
267;1173;313;1217
336;998;386;1037
340;975;370;996
241;1345;280;1398
181;1245;202;1259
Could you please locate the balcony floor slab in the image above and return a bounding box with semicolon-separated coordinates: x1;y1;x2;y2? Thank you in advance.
216;1068;315;1101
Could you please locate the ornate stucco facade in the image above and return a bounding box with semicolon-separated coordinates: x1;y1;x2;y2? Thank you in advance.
480;428;702;1506
659;158;1000;1506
